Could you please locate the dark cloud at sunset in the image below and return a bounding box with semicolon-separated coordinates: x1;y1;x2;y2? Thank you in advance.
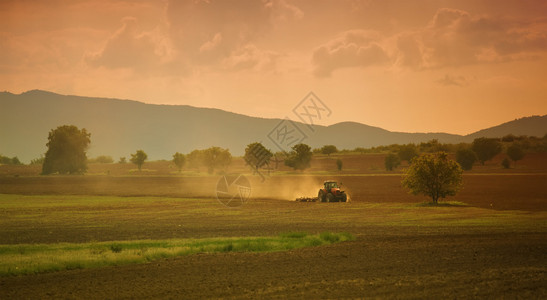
1;0;546;134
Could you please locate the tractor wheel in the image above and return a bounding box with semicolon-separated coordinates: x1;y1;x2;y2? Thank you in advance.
318;190;326;202
341;194;347;202
326;193;335;203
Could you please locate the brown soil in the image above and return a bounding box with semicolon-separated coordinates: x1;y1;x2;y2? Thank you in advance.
1;153;546;299
1;233;545;299
1;173;545;211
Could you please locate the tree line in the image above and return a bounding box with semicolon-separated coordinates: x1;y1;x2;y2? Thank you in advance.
384;137;532;171
27;125;317;175
30;125;463;205
5;124;545;175
7;124;544;205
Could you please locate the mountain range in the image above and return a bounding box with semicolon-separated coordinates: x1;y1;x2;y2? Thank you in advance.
1;90;546;163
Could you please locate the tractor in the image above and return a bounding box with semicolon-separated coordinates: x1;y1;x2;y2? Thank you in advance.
317;180;347;202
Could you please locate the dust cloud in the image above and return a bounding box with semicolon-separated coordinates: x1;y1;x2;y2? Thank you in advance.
249;176;325;201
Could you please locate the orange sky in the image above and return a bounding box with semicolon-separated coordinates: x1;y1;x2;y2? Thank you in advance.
1;0;546;135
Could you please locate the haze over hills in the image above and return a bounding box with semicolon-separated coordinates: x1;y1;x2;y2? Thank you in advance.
1;90;546;163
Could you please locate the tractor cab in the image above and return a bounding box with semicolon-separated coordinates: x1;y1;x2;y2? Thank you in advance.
324;181;340;192
318;180;347;202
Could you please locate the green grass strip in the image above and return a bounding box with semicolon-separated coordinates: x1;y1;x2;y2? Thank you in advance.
0;232;354;276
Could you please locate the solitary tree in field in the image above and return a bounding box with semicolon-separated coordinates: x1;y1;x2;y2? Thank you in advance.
284;143;312;171
398;144;418;163
42;125;91;174
244;142;273;173
202;147;232;174
384;153;401;171
455;148;477;170
506;144;525;167
172;152;186;172
321;145;338;156
402;152;463;204
472;137;502;165
130;150;148;171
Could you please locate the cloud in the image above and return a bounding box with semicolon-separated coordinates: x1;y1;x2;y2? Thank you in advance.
199;32;223;53
166;0;300;71
311;30;390;77
86;17;171;71
436;74;472;87
311;7;547;77
395;33;424;70
222;43;281;72
167;0;268;63
398;8;547;69
264;0;304;22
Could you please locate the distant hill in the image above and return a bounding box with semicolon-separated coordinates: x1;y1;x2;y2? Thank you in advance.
467;116;547;139
1;90;545;163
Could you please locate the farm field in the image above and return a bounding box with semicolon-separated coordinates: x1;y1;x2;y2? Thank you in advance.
0;153;546;298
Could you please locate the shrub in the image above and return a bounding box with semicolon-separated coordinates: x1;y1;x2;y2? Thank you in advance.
456;148;477;170
398;144;418;163
384;153;401;171
501;158;511;169
472;137;502;165
110;244;122;253
506;144;524;167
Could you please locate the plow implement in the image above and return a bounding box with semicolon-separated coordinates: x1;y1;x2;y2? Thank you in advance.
295;180;350;202
295;197;318;202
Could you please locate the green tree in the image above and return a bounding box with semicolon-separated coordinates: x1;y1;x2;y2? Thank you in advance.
0;155;22;165
130;150;148;171
186;149;203;170
353;147;367;154
398;144;418;163
42;125;91;175
402;152;463;204
202;147;232;174
336;158;343;171
118;157;127;164
321;145;338;156
419;139;447;153
284;143;312;171
471;137;502;165
172;152;186;172
506;144;524;167
501;134;517;142
455;148;477;171
244;142;273;173
384;153;401;171
30;155;45;165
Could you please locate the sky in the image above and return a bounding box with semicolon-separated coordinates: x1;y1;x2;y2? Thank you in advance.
1;0;547;135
